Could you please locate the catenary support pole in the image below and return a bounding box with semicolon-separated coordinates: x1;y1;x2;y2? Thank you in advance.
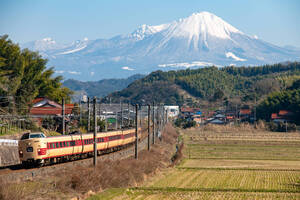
62;98;65;135
127;103;130;127
161;105;166;127
98;98;101;116
88;97;90;132
121;102;123;129
93;97;97;166
152;102;155;144
79;100;82;123
135;104;138;159
148;104;150;151
166;109;168;124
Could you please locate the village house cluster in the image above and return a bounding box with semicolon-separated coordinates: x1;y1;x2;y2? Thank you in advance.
179;107;294;125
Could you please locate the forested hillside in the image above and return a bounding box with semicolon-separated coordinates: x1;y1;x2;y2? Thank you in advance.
106;62;300;108
0;35;73;114
257;79;300;124
63;74;145;98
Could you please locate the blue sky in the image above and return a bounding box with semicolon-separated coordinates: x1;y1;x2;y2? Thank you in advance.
1;0;300;47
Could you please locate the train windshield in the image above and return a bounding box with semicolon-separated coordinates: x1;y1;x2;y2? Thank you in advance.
29;133;46;139
21;133;30;140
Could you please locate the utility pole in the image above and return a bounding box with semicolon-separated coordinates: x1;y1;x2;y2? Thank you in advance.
121;102;123;129
254;93;257;123
139;105;142;127
62;98;65;135
88;97;90;132
162;105;165;126
166;109;168;124
115;112;118;130
152;102;155;144
157;105;160;132
98;98;101;118
98;99;101;131
105;118;108;132
93;97;97;166
127;103;130;127
79;99;82;123
135;104;138;159
148;104;150;151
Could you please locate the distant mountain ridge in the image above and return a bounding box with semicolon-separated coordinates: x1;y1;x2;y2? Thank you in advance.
63;74;145;99
22;11;300;81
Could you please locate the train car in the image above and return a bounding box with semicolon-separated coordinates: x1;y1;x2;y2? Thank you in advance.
18;128;141;167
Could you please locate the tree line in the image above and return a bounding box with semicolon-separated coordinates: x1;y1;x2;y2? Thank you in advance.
0;35;73;114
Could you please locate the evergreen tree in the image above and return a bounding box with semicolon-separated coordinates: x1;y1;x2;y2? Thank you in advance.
0;35;73;114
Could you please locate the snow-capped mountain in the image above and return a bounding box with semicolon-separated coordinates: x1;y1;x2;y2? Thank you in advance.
21;11;300;81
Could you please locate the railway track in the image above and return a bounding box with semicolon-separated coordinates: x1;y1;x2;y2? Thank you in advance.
0;131;151;183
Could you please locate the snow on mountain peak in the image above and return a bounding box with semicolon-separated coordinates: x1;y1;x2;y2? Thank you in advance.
129;11;243;48
130;23;169;40
30;37;59;51
42;37;55;43
171;11;242;39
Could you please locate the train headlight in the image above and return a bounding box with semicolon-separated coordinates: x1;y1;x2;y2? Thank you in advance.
19;150;23;157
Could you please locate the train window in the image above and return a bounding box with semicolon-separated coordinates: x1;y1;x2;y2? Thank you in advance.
70;141;75;146
63;141;66;147
30;134;41;138
66;141;69;147
98;138;104;143
21;133;30;140
56;142;59;148
60;142;63;147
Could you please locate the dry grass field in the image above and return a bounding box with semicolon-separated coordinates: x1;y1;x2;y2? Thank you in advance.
180;159;300;170
149;169;300;192
89;188;300;200
90;125;300;200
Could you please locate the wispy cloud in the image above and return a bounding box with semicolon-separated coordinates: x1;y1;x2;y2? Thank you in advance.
122;66;134;71
68;71;81;75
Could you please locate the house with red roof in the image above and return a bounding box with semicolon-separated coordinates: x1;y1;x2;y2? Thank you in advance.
30;97;74;125
271;110;294;123
239;109;252;121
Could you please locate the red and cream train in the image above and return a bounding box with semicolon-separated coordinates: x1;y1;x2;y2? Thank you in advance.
18;128;141;167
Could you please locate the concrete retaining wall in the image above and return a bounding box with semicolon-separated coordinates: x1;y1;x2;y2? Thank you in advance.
0;146;20;167
0;139;18;146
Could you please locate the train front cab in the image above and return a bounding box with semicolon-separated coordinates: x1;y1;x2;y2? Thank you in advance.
19;132;48;166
